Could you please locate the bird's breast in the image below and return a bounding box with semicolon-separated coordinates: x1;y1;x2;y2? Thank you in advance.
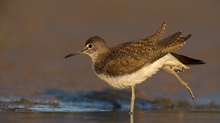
93;62;162;89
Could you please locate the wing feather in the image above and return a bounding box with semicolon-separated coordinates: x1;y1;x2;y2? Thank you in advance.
104;33;190;75
99;22;192;76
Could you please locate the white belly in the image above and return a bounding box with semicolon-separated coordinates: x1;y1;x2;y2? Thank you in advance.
94;53;188;89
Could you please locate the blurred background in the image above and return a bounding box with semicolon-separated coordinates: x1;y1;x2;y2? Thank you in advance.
0;0;219;105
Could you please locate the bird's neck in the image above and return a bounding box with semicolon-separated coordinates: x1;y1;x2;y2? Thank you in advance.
90;47;109;63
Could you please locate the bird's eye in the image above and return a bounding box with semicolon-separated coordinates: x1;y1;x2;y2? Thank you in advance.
87;43;93;48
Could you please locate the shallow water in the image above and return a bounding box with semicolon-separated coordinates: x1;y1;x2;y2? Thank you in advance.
1;111;220;123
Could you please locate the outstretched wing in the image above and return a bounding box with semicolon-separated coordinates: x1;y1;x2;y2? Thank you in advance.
105;32;191;75
144;21;167;42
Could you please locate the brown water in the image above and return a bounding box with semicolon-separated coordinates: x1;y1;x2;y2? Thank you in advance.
0;111;220;123
0;0;220;107
0;2;219;123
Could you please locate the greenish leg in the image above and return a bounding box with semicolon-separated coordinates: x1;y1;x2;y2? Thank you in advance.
130;86;135;114
164;67;195;99
130;112;134;123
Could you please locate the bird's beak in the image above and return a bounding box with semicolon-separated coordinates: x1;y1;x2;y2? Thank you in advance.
64;48;87;58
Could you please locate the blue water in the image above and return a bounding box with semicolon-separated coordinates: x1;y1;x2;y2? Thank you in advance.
0;111;220;123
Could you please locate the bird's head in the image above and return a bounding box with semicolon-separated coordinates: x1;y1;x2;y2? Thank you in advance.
65;36;109;62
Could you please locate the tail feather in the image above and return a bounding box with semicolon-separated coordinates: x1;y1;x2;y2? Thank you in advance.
171;52;205;65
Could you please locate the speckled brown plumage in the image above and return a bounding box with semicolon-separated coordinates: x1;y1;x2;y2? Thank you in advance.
65;21;205;113
92;31;191;76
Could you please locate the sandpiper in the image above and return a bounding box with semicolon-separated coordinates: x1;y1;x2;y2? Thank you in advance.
65;21;205;113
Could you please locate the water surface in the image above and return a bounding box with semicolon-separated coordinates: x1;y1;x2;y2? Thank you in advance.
1;111;220;123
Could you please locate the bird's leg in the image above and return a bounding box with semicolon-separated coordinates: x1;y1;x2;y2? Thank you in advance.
130;86;135;114
164;66;195;99
130;112;134;123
